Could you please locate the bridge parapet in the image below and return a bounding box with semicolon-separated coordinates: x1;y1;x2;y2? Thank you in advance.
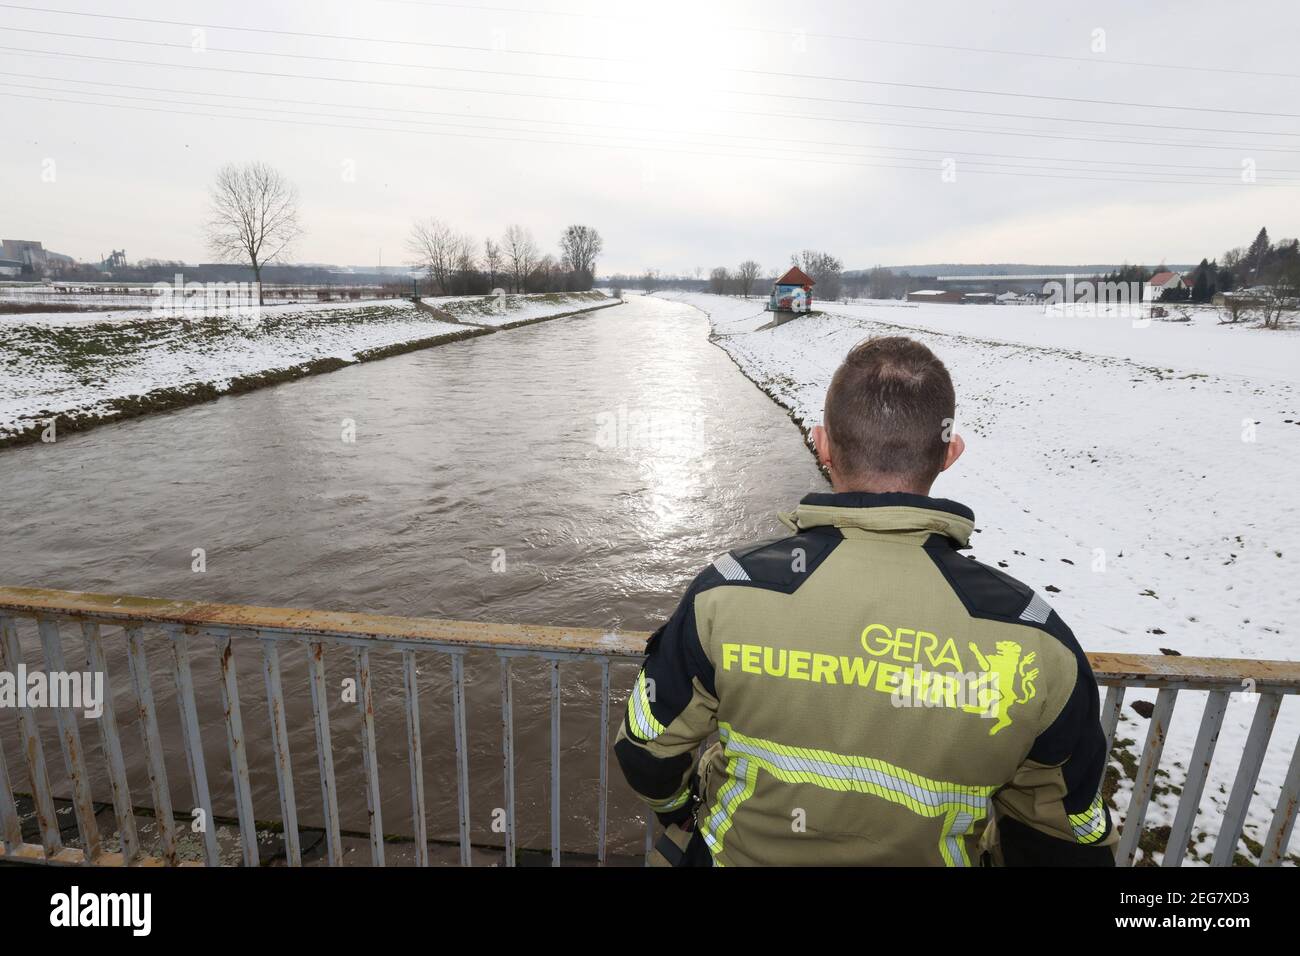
0;587;1295;867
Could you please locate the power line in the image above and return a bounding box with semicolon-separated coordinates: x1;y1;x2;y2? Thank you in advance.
1;9;1297;119
0;2;625;64
4;25;1298;139
4;44;1296;155
11;69;1294;175
6;78;1288;182
380;0;1300;82
6;88;1297;189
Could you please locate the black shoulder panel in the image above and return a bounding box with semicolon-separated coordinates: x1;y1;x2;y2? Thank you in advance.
726;526;843;594
922;534;1035;624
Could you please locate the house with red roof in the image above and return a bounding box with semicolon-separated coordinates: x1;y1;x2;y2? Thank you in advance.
1144;270;1185;300
768;266;815;313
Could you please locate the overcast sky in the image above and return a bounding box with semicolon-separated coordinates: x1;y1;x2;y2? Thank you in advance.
2;0;1297;274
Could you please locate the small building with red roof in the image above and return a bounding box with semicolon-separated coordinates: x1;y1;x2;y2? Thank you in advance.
1144;270;1184;300
768;266;815;313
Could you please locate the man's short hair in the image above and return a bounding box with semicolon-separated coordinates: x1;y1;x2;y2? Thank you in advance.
823;336;955;488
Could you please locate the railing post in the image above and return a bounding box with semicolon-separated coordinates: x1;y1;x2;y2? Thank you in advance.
1;615;62;859
80;622;139;864
355;647;384;866
500;655;516;866
307;641;343;866
1116;688;1178;866
36;618;102;862
598;658;610;866
1212;692;1282;866
550;658;561;867
166;625;219;866
1100;685;1125;757
214;633;259;867
260;637;301;866
450;651;471;866
1261;730;1300;866
1163;690;1228;867
401;649;428;867
0;734;24;853
125;626;178;865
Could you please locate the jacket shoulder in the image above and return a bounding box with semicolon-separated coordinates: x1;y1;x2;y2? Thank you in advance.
702;527;842;594
922;534;1064;633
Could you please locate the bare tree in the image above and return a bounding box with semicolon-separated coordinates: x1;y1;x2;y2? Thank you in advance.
502;224;538;293
792;250;844;301
483;237;503;290
709;266;730;295
531;254;562;293
1255;250;1300;330
452;234;479;295
559;225;604;289
1217;294;1249;324
407;218;458;294
736;260;761;298
205;161;302;305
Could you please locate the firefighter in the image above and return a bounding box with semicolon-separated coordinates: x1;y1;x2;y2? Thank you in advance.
615;335;1116;866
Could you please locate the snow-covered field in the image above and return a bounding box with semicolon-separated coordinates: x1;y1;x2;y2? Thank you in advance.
1;293;615;445
661;290;1300;865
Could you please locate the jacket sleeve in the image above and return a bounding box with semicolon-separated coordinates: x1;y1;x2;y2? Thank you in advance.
614;570;719;826
984;614;1118;866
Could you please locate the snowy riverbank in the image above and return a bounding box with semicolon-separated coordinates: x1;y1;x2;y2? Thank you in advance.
662;289;1300;866
0;292;617;446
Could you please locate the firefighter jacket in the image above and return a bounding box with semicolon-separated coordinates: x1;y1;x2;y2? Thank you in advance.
615;492;1117;866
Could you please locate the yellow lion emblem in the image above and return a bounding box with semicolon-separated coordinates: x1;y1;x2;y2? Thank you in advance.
962;640;1039;735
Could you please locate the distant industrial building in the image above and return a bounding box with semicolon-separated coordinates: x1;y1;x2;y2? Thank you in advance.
0;239;48;271
906;289;964;304
0;239;76;274
906;289;1018;305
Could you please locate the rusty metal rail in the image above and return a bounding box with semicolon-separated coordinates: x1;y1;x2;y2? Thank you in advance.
0;586;1297;867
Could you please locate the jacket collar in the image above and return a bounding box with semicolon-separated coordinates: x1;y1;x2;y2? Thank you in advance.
781;491;974;547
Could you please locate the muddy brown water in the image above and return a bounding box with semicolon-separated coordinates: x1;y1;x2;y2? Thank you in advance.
0;294;825;860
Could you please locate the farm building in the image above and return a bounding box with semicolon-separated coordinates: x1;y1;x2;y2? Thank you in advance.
906;290;964;304
768;266;814;313
1144;271;1185;300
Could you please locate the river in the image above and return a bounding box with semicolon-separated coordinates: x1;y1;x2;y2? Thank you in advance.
0;293;825;860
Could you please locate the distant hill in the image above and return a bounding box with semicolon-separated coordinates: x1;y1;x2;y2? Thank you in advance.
849;263;1196;277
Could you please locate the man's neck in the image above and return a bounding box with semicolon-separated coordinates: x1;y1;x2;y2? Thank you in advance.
830;476;932;496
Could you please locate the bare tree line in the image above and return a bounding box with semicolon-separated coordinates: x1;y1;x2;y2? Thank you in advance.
408;220;604;295
703;251;842;299
202;161;605;301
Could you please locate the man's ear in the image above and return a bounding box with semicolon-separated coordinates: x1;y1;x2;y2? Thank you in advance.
812;424;832;470
940;432;965;473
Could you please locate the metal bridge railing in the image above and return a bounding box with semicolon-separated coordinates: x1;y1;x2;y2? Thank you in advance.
0;586;1297;867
